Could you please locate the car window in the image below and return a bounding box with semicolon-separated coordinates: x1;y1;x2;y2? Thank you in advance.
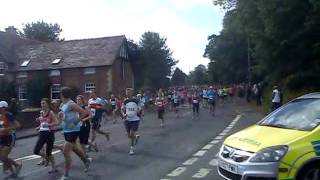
258;98;320;131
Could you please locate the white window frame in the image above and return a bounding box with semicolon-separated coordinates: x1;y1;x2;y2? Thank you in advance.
51;84;61;100
84;67;96;75
0;62;7;75
20;60;30;67
52;58;61;64
17;72;28;78
49;70;61;76
85;82;96;93
18;85;27;100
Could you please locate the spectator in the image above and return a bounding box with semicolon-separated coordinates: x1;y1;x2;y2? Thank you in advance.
271;85;281;111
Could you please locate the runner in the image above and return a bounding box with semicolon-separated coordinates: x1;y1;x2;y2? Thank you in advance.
136;94;145;123
172;91;180;118
76;95;92;158
121;88;142;155
207;86;217;116
0;101;22;177
109;94;118;124
155;96;166;127
202;88;208;108
33;98;58;173
192;91;200;120
88;91;110;152
58;87;91;180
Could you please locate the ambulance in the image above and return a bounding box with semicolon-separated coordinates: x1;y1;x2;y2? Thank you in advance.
218;93;320;180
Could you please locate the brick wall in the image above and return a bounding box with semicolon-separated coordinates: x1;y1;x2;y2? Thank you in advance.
112;58;134;96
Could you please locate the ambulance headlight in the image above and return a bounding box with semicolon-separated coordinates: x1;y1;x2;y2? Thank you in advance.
250;145;288;162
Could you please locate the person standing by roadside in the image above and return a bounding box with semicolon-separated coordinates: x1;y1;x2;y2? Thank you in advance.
271;85;281;111
58;87;91;180
0;101;22;177
76;95;92;157
121;88;142;155
88;91;110;151
33;98;59;173
8;98;18;117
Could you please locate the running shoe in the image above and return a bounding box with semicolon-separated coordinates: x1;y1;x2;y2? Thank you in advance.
58;175;69;180
129;147;135;155
84;158;91;172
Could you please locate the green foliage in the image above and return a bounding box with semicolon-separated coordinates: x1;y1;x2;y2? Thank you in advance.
22;20;63;42
26;73;50;107
138;32;177;90
206;0;320;90
0;79;16;101
189;64;209;85
171;68;187;86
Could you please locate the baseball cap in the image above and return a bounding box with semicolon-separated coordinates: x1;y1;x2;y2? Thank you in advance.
0;101;8;108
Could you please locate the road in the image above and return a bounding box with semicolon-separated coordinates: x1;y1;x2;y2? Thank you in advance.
1;98;263;180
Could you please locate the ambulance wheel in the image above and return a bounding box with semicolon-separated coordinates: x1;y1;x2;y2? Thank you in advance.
297;161;320;180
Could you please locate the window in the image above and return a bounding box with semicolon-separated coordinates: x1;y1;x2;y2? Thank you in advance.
17;72;28;78
84;67;96;75
52;58;61;64
49;70;61;76
20;60;30;67
85;82;96;93
18;85;27;100
51;84;61;100
0;62;7;75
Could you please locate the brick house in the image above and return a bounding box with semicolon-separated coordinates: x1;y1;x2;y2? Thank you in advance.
0;27;134;105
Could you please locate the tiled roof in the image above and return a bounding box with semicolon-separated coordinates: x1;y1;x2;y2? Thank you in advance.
0;31;39;65
15;35;126;71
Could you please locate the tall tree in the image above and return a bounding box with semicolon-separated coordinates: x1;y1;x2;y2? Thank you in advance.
139;32;177;89
22;20;63;42
189;64;209;85
171;68;187;86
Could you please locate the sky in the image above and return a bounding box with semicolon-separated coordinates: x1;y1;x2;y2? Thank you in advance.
0;0;224;74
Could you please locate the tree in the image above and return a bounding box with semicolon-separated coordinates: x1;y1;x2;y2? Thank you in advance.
171;68;187;86
139;32;177;90
207;0;320;90
189;64;209;85
22;20;63;42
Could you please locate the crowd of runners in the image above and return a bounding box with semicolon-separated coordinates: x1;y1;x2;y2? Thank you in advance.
0;85;237;179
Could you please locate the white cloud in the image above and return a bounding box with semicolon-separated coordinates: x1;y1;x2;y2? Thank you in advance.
0;0;223;73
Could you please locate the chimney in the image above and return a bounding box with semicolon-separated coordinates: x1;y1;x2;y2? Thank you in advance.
5;26;18;36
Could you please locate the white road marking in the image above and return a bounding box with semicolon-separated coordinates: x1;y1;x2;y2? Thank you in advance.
222;129;229;133
216;152;219;157
192;168;211;178
0;150;61;166
161;179;171;180
167;167;187;177
219;132;227;136
215;136;224;140
202;144;214;150
209;158;219;166
193;150;207;157
182;157;199;165
210;140;220;144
